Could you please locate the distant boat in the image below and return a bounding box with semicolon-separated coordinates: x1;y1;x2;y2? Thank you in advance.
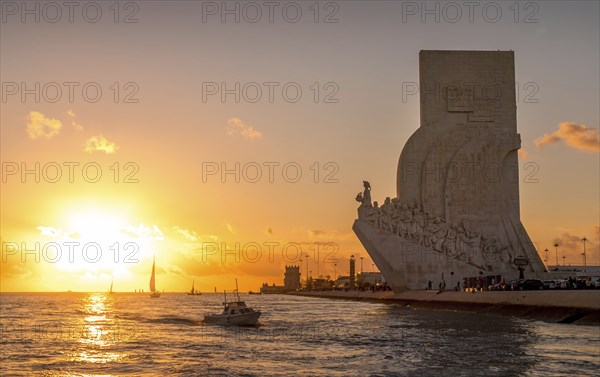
108;279;114;294
187;280;202;295
204;279;261;326
149;256;161;298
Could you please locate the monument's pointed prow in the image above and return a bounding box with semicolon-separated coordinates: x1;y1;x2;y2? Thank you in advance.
353;50;546;292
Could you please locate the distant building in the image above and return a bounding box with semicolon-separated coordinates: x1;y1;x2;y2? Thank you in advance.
334;275;350;288
284;265;301;290
349;255;356;287
549;266;600;277
260;265;302;293
312;277;333;291
260;283;287;294
358;271;382;286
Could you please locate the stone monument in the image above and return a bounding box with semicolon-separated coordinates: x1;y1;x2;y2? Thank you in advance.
353;50;546;291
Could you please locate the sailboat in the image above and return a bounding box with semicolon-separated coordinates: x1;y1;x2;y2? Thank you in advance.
149;256;161;298
108;279;114;294
187;280;202;295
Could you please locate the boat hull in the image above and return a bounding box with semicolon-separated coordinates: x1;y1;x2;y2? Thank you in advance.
204;311;261;326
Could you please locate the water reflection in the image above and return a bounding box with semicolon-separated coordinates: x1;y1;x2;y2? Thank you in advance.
73;293;121;364
377;305;537;376
1;293;597;376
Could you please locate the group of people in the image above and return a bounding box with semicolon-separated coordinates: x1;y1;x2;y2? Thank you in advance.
357;182;512;271
463;275;505;291
328;282;393;292
426;279;461;293
425;275;506;293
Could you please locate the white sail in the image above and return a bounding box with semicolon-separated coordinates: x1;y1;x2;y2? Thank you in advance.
109;280;113;293
150;257;156;292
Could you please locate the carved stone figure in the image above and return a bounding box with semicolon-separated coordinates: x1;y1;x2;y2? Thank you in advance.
381;197;393;233
443;224;458;257
413;205;426;245
361;181;372;207
356;181;373;220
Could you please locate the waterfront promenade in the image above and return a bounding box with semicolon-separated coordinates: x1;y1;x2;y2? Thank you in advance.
290;290;600;324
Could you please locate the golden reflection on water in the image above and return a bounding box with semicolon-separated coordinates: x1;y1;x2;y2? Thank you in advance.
72;293;125;365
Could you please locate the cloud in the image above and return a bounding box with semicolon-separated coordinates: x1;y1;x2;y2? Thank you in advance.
122;224;164;241
66;109;84;130
37;226;63;238
225;223;237;234
535;122;599;153
0;236;33;277
550;231;599;265
308;229;340;238
26;111;62;139
518;148;528;158
84;135;118;154
227;117;263;140
173;226;199;242
292;227;357;242
36;225;80;240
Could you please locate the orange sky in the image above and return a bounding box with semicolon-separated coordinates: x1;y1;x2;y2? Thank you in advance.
1;1;599;292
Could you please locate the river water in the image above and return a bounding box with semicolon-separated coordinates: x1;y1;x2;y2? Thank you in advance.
0;293;598;376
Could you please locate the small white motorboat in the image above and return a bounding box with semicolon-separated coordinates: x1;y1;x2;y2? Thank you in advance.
204;280;261;326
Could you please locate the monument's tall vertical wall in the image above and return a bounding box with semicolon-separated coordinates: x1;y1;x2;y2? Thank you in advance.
354;51;546;291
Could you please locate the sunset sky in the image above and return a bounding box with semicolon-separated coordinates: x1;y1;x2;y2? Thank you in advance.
1;1;598;292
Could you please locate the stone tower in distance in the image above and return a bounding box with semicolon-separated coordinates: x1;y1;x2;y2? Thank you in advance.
353;50;546;291
284;265;301;291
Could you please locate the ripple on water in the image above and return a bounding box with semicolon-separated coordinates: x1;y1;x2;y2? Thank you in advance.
0;293;598;376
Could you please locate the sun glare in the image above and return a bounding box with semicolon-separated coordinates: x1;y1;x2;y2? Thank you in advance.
68;212;127;241
39;206;160;282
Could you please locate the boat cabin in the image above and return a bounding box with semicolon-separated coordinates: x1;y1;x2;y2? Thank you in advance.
222;301;255;315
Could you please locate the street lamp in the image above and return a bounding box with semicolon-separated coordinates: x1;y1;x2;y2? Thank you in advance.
334;263;337;281
360;256;364;274
582;237;588;267
562;255;566;266
305;254;309;287
554;242;559;267
299;258;303;287
544;248;549;267
316;251;320;278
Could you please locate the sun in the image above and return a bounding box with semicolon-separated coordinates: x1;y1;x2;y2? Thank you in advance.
68;211;128;241
46;206;155;275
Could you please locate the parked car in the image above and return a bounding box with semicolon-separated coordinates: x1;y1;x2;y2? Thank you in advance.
511;279;544;291
488;282;507;291
557;279;569;289
575;279;588;289
543;280;557;290
590;277;600;289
